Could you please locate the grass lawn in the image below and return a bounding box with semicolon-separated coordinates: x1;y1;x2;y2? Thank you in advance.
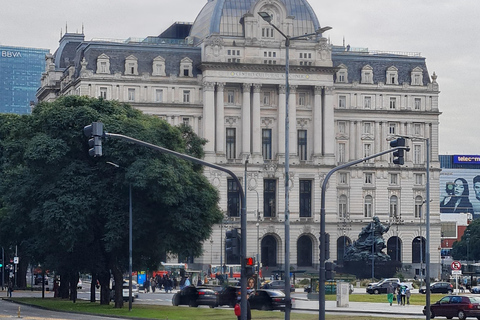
325;292;446;305
7;296;429;320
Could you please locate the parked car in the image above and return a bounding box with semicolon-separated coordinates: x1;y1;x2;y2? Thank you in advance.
215;286;239;307
172;286;217;308
419;282;453;294
423;295;480;320
470;286;480;294
110;281;139;302
248;289;286;311
366;279;400;294
261;280;295;292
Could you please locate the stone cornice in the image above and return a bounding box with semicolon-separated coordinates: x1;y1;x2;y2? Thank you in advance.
199;62;338;75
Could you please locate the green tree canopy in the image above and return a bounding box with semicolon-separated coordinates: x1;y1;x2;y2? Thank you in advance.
0;96;222;305
451;219;480;261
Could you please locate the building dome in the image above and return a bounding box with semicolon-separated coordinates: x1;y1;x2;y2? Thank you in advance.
190;0;321;44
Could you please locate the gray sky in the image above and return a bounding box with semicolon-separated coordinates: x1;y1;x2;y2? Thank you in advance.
1;0;477;155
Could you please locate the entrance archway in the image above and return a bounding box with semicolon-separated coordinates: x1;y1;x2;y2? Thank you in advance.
387;236;402;262
261;235;277;267
297;235;312;267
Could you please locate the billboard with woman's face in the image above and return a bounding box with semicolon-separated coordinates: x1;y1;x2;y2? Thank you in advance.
440;169;480;219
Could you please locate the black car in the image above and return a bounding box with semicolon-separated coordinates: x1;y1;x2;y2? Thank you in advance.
248;289;286;311
424;295;480;320
172;286;217;308
261;280;295;292
419;282;453;294
366;281;399;294
216;286;240;307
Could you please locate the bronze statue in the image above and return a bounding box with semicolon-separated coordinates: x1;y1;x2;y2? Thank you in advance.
344;216;391;261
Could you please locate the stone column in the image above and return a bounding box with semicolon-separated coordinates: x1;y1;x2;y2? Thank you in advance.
242;83;252;158
375;121;381;154
349;121;355;161
252;84;262;162
278;85;286;158
289;85;297;159
203;81;216;155
323;87;335;157
216;82;225;155
313;86;323;159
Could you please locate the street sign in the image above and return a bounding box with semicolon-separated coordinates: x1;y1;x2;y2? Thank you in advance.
13;257;19;264
452;270;462;275
451;261;462;270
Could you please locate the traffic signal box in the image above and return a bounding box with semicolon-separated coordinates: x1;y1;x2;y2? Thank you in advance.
390;138;406;165
225;229;241;264
83;122;104;157
325;261;336;280
245;257;255;277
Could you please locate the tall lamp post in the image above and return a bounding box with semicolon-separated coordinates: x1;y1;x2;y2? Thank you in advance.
107;162;133;311
258;12;331;320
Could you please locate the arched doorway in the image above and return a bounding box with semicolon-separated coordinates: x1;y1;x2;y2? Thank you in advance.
336;236;352;266
387;236;402;262
297;235;313;267
261;235;277;267
412;236;426;263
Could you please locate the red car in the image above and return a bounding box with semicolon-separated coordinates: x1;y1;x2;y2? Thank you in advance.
424;295;480;320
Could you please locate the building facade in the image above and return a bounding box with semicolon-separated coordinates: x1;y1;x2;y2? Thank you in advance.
0;45;49;114
37;0;442;279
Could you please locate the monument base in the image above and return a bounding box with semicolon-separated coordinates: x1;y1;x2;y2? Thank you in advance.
340;260;402;279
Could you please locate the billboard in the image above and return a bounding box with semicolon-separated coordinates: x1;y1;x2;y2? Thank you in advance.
440;168;480;219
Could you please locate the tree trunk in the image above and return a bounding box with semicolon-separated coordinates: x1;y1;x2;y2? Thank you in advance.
69;273;78;303
98;270;110;305
59;273;70;299
90;272;97;302
112;265;124;308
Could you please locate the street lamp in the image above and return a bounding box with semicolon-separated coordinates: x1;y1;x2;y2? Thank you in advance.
258;12;331;320
107;161;133;311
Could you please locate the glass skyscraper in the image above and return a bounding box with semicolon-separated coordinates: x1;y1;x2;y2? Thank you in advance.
0;45;49;114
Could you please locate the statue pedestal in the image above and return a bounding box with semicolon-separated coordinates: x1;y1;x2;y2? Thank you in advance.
342;260;402;279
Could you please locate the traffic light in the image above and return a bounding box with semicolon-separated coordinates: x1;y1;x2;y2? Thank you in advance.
245;257;255;277
390;137;406;165
225;229;241;264
83;122;104;157
325;233;330;261
325;261;336;280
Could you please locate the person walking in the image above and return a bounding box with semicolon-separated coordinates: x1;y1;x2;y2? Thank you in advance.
399;284;407;306
396;286;401;305
406;286;411;305
387;282;394;306
7;279;13;297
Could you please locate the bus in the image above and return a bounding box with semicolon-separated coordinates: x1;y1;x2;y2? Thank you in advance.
210;264;241;279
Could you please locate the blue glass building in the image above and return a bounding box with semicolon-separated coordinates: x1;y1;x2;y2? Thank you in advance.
0;45;49;114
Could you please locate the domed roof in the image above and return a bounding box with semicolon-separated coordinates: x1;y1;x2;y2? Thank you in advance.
190;0;321;44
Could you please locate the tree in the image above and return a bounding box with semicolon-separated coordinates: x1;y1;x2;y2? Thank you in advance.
451;219;480;261
0;96;223;307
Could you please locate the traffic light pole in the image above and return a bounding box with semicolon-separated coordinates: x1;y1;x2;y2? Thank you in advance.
319;145;408;320
102;132;249;320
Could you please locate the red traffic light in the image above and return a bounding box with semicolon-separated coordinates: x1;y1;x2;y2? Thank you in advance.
245;257;255;266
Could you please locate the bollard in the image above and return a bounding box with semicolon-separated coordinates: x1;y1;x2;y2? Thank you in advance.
17;306;20;317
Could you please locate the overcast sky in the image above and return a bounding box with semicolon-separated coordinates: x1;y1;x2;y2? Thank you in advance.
1;0;477;155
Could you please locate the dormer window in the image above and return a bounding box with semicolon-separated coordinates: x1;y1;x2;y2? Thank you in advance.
152;56;166;76
361;65;374;84
336;64;348;83
411;67;423;86
124;55;138;75
96;54;110;74
179;57;193;77
386;66;398;85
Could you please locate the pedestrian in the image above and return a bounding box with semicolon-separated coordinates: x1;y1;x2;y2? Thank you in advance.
406;286;411;305
7;279;13;297
400;284;407;306
184;276;191;287
144;278;150;293
387;282;394;306
151;278;156;293
173;277;178;290
396;286;401;305
235;297;251;320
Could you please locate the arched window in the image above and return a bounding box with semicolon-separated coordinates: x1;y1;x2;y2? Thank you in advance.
261;235;277;267
415;196;423;218
338;195;348;218
337;236;352;265
387;236;402;262
412;236;426;263
364;195;373;217
389;195;398;218
297;235;312;267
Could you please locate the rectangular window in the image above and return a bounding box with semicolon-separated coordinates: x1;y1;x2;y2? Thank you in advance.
363;122;372;134
338;143;346;163
364;96;371;109
390;173;399;185
155;89;163;102
389;123;396;135
298;130;307;161
183;90;190;103
263;91;271;105
363;143;372;158
299;180;312;217
100;61;107;73
414;98;421;110
414;123;421;135
339;196;347;218
414;145;422;164
298;92;306;106
227;90;235;104
415;202;422;218
364;173;373;184
338;121;346;134
415;173;423;185
226;128;236;160
183;68;189;77
390;97;397;109
262;27;274;38
128;88;135;101
262;129;272;160
264;179;276;217
183;117;190;126
339;172;347;184
338;95;346;108
99;87;107;99
338;72;345;83
364;197;373;218
227;179;240;217
128;63;135;75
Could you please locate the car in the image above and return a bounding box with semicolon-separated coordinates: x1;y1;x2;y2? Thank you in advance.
366;279;400;294
110;281;139;302
77;279;82;289
216;286;240;307
261;280;295;292
471;286;480;294
423;295;480;320
248;289;286;311
368;278;400;287
419;282;453;294
172;286;218;308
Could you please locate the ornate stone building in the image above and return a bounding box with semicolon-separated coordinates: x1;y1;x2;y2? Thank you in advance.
37;0;441;278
